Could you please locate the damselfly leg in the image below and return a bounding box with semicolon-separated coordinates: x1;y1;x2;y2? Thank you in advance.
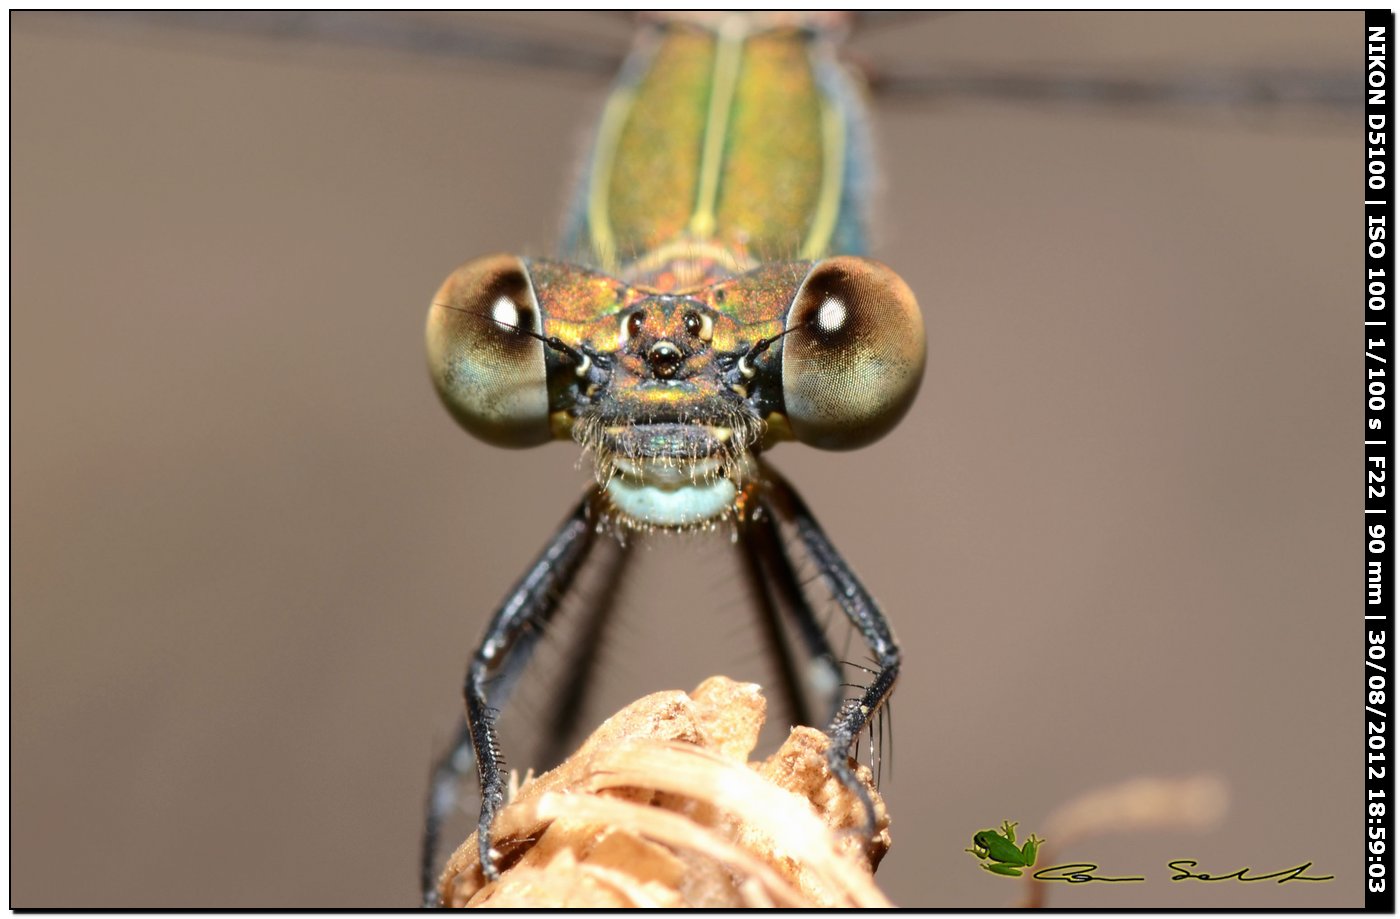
420;474;899;903
420;496;600;903
736;472;846;731
758;471;901;852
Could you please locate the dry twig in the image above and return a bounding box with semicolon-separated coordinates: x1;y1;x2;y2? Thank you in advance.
436;676;894;908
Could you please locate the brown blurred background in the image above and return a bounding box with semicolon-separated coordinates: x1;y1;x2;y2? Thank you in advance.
12;12;1361;908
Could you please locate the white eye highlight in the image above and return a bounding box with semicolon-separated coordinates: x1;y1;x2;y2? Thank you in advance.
816;296;847;333
491;295;518;329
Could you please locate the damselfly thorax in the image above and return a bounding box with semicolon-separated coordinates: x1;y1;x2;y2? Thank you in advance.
420;10;926;904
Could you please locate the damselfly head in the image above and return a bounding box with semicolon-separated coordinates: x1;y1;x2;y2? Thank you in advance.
427;253;925;527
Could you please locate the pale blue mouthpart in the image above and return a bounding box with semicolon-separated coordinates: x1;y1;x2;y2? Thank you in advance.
605;475;738;526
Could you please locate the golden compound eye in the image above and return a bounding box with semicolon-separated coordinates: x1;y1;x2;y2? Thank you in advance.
780;256;925;450
425;254;552;447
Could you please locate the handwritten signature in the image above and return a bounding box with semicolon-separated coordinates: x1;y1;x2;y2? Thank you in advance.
1030;860;1334;884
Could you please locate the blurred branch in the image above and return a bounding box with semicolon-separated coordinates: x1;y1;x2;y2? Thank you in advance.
52;11;627;76
867;65;1358;119
1019;774;1229;908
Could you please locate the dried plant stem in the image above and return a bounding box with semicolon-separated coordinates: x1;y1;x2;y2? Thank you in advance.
436;677;894;908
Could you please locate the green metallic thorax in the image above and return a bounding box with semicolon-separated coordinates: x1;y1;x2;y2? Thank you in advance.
568;14;859;293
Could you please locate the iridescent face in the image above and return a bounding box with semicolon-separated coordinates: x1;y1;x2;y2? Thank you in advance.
426;254;925;529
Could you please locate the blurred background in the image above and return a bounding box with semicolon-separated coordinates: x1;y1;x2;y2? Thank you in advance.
12;11;1360;908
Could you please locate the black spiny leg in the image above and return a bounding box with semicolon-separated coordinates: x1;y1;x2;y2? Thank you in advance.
421;494;601;906
760;470;900;851
737;512;815;729
737;496;844;730
534;537;633;770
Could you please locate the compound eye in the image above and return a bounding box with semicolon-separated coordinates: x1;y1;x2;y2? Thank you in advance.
426;254;552;447
780;256;925;450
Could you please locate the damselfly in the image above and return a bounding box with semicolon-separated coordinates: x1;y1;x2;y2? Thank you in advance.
421;12;922;903
410;11;1359;905
11;10;1361;910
